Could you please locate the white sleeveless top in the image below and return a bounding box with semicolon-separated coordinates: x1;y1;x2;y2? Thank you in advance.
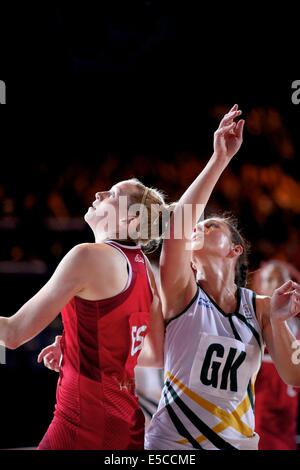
145;285;264;450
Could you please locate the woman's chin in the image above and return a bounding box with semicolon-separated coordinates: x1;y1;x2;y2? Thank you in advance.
191;239;204;251
84;210;92;222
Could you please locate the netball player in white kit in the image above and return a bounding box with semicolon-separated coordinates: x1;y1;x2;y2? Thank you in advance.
145;105;300;450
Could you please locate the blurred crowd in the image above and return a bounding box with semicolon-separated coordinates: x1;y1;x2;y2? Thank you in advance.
1;105;299;278
1;104;300;366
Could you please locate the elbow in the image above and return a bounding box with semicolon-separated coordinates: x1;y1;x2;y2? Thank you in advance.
5;320;20;350
0;317;20;350
6;340;19;350
5;335;19;350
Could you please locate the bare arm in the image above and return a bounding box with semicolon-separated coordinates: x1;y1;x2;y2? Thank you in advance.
161;105;245;318
257;280;300;386
0;244;92;349
39;259;165;371
137;258;164;368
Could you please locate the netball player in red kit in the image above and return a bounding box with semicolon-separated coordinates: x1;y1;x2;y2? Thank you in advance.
253;261;300;450
0;179;165;449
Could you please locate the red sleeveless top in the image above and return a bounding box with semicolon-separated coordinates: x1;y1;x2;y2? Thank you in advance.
38;241;152;450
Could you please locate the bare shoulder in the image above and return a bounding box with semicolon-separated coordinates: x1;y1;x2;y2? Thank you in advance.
71;242;112;253
66;243;126;269
68;243;95;257
64;243;99;265
70;242;122;256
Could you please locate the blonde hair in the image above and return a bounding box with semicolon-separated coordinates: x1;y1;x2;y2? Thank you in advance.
126;178;175;253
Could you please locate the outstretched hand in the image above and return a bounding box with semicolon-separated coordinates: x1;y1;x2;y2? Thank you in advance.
37;335;62;373
214;104;245;162
270;280;300;323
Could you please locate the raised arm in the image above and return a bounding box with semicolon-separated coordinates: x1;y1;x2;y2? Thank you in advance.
257;280;300;386
160;105;245;317
137;258;164;368
0;244;91;349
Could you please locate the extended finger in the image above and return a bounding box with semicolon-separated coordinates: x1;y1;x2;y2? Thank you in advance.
229;104;238;112
229;122;238;135
235;119;245;138
220;110;242;127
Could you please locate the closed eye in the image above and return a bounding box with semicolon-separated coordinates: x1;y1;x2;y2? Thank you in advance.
205;222;219;229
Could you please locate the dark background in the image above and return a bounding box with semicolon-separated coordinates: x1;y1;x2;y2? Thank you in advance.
0;2;300;448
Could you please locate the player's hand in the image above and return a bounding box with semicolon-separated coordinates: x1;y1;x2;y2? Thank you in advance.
37;335;62;372
213;104;245;162
270;281;300;323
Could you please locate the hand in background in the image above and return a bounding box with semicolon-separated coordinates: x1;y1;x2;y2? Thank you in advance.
270;281;300;323
37;335;62;373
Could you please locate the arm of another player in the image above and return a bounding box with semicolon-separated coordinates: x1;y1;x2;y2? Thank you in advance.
137;258;165;368
160;105;245;318
257;280;300;386
0;244;91;349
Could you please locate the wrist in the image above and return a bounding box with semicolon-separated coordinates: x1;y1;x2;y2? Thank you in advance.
211;152;230;168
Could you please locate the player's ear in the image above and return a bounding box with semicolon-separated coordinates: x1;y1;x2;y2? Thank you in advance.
229;244;243;258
